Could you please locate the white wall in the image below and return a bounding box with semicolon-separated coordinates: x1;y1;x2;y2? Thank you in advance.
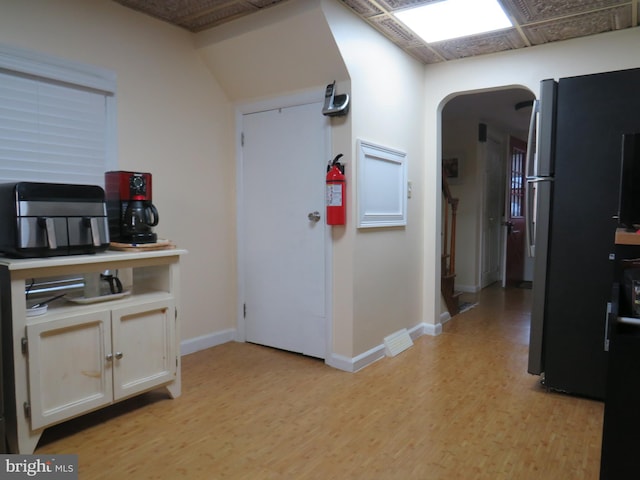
196;0;428;360
195;0;347;103
0;0;237;345
195;0;356;357
324;0;427;355
423;27;640;324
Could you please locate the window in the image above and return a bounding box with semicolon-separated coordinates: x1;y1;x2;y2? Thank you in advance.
0;44;116;187
509;139;526;217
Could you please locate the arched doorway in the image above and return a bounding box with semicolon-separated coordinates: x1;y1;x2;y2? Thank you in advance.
440;87;535;313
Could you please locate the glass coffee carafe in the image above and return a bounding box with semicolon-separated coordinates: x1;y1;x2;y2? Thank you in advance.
122;200;159;244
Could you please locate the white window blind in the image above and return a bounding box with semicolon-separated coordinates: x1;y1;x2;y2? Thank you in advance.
0;44;116;187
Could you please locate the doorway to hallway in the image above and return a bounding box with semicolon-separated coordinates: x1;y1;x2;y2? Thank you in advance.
440;87;535;302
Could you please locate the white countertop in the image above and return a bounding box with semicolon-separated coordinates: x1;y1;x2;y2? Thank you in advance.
0;247;188;270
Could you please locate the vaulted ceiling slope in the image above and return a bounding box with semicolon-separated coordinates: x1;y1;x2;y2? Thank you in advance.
114;0;639;64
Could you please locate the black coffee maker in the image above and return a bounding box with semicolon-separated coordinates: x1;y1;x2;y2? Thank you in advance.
105;171;159;244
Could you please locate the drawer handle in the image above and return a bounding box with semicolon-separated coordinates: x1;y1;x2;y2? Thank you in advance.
38;217;58;250
82;216;101;247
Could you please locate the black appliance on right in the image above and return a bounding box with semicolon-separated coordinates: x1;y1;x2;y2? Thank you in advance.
527;68;640;400
599;135;640;479
105;171;159;244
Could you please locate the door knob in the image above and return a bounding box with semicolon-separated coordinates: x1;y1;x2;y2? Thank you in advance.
502;221;514;234
308;211;321;222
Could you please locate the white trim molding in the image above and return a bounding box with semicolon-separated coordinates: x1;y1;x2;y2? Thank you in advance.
0;43;116;93
180;329;236;356
356;140;408;228
180;320;446;372
325;322;443;372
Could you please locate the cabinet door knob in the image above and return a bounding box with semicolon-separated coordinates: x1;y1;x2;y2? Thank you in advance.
106;353;113;361
115;351;124;359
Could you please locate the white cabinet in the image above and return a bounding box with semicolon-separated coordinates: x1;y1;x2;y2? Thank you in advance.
26;310;113;430
0;249;185;453
111;300;176;401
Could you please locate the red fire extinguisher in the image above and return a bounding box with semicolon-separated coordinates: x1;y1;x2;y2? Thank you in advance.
326;154;346;225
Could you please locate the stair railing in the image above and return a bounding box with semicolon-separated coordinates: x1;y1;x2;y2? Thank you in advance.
442;172;458;277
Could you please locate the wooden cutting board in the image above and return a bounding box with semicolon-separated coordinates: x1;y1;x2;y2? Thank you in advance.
109;239;176;251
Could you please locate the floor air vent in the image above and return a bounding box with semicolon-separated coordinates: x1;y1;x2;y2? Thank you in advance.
384;328;413;357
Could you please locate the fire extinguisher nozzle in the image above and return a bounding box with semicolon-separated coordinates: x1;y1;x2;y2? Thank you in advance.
329;153;345;174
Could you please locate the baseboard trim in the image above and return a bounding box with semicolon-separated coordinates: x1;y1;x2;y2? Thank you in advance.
180;322;445;371
326;322;443;372
420;321;443;336
180;329;236;356
456;284;480;293
325;344;384;372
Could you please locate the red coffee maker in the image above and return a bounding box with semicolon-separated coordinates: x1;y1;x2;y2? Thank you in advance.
105;171;159;244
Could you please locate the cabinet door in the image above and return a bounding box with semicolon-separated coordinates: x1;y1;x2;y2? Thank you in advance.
111;299;176;400
27;311;112;430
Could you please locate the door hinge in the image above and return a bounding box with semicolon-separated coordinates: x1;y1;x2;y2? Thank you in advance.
241;132;245;147
243;303;246;318
21;337;28;355
23;402;31;419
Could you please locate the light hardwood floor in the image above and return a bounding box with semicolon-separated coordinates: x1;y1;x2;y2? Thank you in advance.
35;284;604;479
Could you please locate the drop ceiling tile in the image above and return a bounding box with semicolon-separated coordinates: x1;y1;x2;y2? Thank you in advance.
431;29;528;60
339;0;384;18
405;45;446;64
377;0;440;10
521;6;633;44
114;0;218;22
247;0;284;7
501;0;630;24
369;14;421;44
179;3;258;30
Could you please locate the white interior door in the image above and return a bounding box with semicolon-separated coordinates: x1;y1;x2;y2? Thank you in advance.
241;102;328;358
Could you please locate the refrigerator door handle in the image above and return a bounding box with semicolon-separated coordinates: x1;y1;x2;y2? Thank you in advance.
525;176;553;258
526;99;539;178
605;284;619;353
526;176;554;183
524;100;541;257
605;302;612;352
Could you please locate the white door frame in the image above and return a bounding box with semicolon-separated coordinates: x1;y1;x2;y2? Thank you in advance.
234;89;333;361
479;130;505;289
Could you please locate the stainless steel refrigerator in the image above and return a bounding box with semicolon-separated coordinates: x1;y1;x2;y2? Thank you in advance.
527;68;640;400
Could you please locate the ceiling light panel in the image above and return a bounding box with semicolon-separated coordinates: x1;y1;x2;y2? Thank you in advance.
394;0;514;43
